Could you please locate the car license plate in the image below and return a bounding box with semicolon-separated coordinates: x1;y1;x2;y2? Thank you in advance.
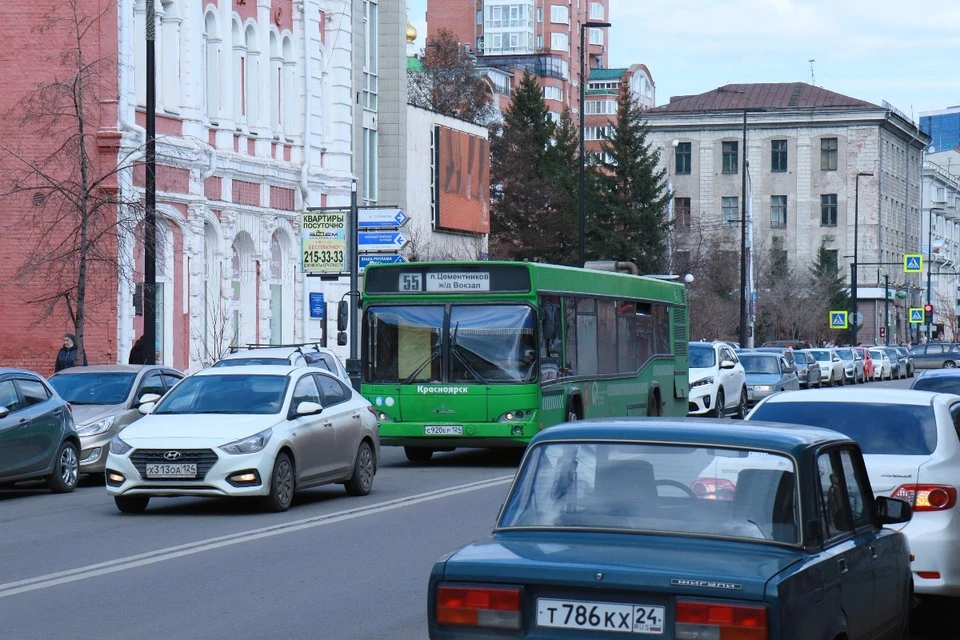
424;425;463;435
747;388;754;400
537;599;664;634
145;463;197;478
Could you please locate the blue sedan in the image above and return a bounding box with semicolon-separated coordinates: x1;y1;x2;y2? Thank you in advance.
427;419;913;640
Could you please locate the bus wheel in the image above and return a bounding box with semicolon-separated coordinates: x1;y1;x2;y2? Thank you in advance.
404;447;434;463
646;390;662;417
565;400;581;423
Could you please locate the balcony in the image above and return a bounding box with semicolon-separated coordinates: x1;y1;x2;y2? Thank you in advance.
477;53;569;81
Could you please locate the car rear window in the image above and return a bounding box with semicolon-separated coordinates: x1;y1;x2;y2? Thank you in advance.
912;377;960;395
749;401;937;455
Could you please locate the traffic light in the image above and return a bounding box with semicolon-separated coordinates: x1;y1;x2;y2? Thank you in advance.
924;303;934;325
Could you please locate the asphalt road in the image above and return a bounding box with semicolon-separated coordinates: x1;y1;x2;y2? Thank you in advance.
0;374;952;640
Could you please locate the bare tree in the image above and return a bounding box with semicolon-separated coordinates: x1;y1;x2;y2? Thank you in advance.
935;289;958;341
0;0;142;364
191;283;242;368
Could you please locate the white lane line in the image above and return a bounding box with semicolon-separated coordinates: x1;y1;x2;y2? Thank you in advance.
0;475;513;599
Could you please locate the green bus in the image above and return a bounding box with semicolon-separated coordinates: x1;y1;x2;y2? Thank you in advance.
360;261;690;462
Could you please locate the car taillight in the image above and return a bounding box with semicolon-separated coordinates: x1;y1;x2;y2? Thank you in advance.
891;485;957;511
66;402;73;414
436;585;522;630
676;601;767;640
691;477;736;500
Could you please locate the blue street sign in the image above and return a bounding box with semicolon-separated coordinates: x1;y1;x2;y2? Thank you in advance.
309;292;325;319
358;208;409;229
830;311;848;329
359;254;407;270
909;308;924;324
358;231;408;251
903;254;923;273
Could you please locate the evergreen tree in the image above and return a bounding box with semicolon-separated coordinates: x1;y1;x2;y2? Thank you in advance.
588;81;671;273
809;241;850;343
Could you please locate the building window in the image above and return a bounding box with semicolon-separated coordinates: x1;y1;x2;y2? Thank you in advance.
363;127;378;203
589;2;605;19
363;0;379;111
543;86;562;101
477;9;482;24
821;194;838;226
821;137;838;171
585;100;616;115
722;141;738;174
536;35;542;50
203;11;220;121
722;196;739;228
548;111;561;123
550;5;569;24
550;32;569;52
675;197;691;229
675;142;691;174
771;139;787;172
823;249;839;272
585;126;612;140
589;28;603;45
536;7;543;22
771;195;787;228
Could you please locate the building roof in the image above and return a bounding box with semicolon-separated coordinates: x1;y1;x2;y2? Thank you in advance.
589;67;627;81
648;82;880;114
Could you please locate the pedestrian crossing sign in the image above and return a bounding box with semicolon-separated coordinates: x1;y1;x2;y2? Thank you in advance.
830;311;848;329
903;254;923;273
909;308;924;324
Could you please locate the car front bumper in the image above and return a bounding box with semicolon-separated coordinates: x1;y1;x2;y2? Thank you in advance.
746;386;774;406
687;385;714;415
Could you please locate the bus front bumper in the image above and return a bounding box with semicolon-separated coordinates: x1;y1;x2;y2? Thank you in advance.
378;421;536;448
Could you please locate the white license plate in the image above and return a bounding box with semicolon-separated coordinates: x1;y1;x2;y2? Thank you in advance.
537;599;664;635
145;463;197;478
424;425;463;435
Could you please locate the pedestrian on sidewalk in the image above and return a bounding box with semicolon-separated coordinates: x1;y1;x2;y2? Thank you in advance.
55;333;87;372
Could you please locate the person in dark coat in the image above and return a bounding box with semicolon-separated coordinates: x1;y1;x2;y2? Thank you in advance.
55;333;87;372
128;335;148;365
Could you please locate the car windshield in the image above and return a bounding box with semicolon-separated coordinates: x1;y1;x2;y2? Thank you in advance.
213;357;291;367
884;349;899;361
498;442;799;544
152;374;289;415
749;401;937;455
869;350;884;360
739;355;780;375
912;377;960;395
364;304;537;384
689;344;716;368
48;372;136;405
809;350;831;362
835;349;854;360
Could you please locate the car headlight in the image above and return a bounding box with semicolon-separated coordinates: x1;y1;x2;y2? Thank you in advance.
109;435;132;455
753;385;773;392
77;416;116;437
220;428;273;455
691;376;714;389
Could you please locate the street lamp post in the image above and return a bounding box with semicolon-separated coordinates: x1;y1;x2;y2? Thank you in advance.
578;20;611;268
850;171;873;347
928;207;945;339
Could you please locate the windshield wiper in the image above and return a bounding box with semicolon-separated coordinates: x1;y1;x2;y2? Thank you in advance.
450;322;488;384
401;337;443;385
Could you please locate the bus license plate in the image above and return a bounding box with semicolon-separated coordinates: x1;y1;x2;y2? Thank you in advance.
424;425;463;435
537;599;664;634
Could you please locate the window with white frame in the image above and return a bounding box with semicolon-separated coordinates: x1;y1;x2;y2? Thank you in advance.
486;4;532;29
363;127;378;203
203;11;220;121
270;31;281;132
282;37;297;137
722;197;739;227
585;100;617;115
589;2;605;19
548;111;560;123
585;126;613;140
363;0;379;111
244;25;259;127
589;28;603;45
543;86;562;101
550;32;569;52
550;5;569;23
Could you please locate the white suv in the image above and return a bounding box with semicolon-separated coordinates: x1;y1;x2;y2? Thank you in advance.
213;344;350;382
687;342;748;418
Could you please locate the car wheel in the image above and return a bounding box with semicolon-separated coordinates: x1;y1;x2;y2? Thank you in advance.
945;361;956;369
713;389;725;418
735;388;748;419
46;441;79;493
344;441;375;496
114;495;150;513
404;446;434;463
838;372;845;386
263;451;295;513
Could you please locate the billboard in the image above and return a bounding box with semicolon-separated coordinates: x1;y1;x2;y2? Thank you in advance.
301;210;347;274
434;126;490;234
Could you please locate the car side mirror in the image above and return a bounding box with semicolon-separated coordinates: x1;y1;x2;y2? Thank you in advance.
876;496;913;525
138;402;157;415
137;393;162;407
0;406;8;418
719;360;735;370
295;401;323;417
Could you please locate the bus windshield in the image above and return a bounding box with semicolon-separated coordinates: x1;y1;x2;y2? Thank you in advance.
364;304;537;385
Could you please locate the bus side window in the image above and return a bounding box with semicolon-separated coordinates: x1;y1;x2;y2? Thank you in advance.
563;297;579;376
540;297;562;382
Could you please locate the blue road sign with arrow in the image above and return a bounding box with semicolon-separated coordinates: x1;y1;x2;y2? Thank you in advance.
358;231;408;251
359;254;406;269
358;208;409;229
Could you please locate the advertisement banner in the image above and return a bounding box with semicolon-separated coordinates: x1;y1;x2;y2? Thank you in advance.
434;126;490;234
302;210;347;274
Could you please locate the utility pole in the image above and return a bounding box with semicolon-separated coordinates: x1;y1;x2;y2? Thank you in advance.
739;110;748;348
346;180;361;391
143;0;157;364
884;275;890;346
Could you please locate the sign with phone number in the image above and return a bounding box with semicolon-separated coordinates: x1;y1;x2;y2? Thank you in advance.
302;211;347;273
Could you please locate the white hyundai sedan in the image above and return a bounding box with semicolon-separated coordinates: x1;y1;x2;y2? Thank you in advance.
747;388;960;599
105;366;379;513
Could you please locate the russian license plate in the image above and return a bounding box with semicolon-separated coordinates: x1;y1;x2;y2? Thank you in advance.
424;425;463;435
747;388;754;400
537;599;665;635
145;463;197;479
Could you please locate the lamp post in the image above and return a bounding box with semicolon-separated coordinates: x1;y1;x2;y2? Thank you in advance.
143;0;157;364
850;171;873;348
578;20;611;268
927;206;945;340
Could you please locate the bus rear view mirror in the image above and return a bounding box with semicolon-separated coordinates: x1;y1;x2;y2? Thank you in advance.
541;303;558;341
337;301;348;332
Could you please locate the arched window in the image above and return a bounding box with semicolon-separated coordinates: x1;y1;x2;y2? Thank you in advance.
244;25;259;128
270;31;281;132
282;37;298;138
160;0;182;114
231;232;257;347
134;0;146;106
232;20;244;125
268;231;285;343
203;11;220;120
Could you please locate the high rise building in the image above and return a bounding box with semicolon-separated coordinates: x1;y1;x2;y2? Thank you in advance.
921;106;960;153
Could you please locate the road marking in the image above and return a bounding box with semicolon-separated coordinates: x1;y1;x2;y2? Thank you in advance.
0;475;513;599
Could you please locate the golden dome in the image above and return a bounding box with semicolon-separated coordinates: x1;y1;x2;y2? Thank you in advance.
406;18;417;44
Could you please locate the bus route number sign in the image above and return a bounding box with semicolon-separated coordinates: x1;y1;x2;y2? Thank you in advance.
400;273;423;291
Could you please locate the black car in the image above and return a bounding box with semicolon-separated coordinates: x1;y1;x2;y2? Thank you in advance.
0;368;80;492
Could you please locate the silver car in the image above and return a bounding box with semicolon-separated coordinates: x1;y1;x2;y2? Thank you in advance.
833;347;865;384
213;344;350;382
48;365;184;475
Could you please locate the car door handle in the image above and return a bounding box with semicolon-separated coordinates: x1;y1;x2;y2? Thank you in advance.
351;412;361;419
323;420;333;427
837;558;848;574
18;418;28;427
52;410;62;417
869;545;878;560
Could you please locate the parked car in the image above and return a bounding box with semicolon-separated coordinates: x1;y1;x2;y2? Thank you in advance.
426;419;913;640
882;347;906;379
893;346;915;377
869;348;894;380
105;366;379;513
0;368;80;492
754;347;798;375
792;350;822;388
760;339;808;349
213;344;350;382
803;349;845;386
48;365;184;475
687;342;747;418
853;346;875;380
738;352;799;405
911;369;960;394
832;347;865;384
907;342;960;369
748;387;960;600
